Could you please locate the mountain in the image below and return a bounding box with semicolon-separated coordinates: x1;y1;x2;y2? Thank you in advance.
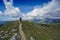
22;21;60;40
0;21;20;40
44;18;60;23
31;18;60;23
0;21;6;24
0;21;60;40
31;18;41;22
0;21;9;24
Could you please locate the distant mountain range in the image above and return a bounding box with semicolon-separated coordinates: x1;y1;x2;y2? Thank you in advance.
44;18;60;23
31;18;60;23
0;21;8;24
0;18;60;24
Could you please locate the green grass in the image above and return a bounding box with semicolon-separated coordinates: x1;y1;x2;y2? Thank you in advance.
0;21;60;40
0;21;20;40
22;21;60;40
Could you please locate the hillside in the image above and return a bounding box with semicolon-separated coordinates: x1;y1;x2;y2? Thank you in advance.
22;21;60;40
0;21;60;40
0;21;20;40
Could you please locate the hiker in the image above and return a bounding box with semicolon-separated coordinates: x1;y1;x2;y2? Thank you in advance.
20;17;22;22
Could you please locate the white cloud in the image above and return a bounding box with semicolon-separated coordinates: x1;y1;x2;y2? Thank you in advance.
0;11;3;16
0;0;21;21
23;0;60;20
4;7;21;17
0;16;18;21
0;0;60;21
4;0;21;18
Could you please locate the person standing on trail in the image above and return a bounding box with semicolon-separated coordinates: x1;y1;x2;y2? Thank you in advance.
19;17;22;22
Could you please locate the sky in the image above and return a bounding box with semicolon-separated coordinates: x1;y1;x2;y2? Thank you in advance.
0;0;60;21
0;0;51;13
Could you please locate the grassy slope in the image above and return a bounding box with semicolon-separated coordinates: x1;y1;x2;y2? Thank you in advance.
0;21;20;40
0;21;60;40
22;21;60;40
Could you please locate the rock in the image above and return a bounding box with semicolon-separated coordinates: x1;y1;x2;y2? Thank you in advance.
5;31;8;33
11;29;16;32
30;36;35;40
10;33;19;40
1;31;4;33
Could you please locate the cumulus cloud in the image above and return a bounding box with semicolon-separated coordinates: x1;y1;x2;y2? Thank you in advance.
0;11;3;16
0;0;21;21
4;7;21;18
22;0;60;20
4;0;21;18
0;0;60;21
0;17;18;21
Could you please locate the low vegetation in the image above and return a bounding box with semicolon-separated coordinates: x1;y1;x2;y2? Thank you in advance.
0;21;20;40
0;21;60;40
22;21;60;40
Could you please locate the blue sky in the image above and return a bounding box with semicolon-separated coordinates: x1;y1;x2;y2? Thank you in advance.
0;0;51;13
13;0;51;13
0;0;60;21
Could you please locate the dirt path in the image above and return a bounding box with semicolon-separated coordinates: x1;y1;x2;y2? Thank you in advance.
19;21;26;40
